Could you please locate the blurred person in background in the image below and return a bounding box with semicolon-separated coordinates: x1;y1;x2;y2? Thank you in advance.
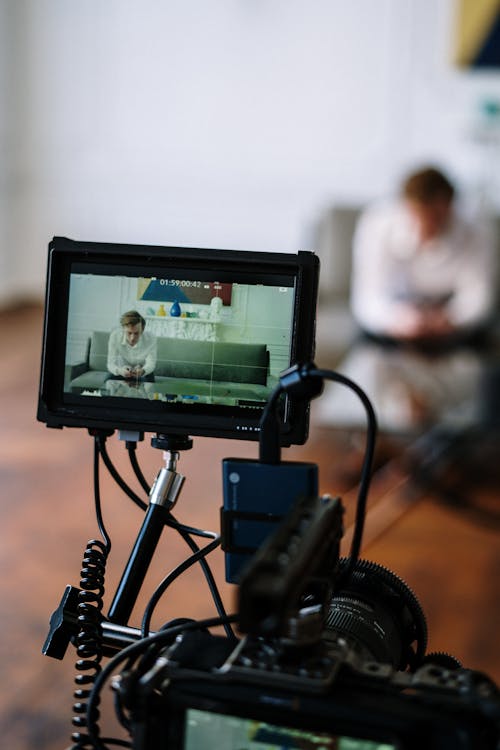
350;166;496;347
320;166;498;432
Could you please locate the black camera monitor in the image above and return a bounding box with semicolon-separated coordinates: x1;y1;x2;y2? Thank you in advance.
37;237;319;444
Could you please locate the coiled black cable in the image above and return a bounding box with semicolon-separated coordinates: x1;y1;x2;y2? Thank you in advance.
85;614;239;750
70;538;110;749
69;439;113;749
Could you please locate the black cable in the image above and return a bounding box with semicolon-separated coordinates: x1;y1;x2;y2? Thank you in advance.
97;436;147;511
86;615;239;750
102;438;220;541
103;442;216;539
125;440;217;539
69;440;112;749
123;438;234;640
164;515;217;539
99;434;223;542
100;433;234;638
94;439;112;551
141;535;221;638
308;366;377;579
126;442;150;496
258;383;284;464
112;686;132;736
259;364;377;585
176;527;234;640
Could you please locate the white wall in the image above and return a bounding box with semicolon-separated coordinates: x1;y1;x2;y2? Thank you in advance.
2;0;500;305
66;275;131;363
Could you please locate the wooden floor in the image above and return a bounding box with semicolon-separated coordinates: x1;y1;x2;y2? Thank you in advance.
1;304;499;749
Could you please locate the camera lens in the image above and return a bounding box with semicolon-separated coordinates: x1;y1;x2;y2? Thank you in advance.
325;558;427;671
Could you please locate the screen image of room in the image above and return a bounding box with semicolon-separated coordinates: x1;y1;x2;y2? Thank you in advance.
183;708;395;750
63;272;295;403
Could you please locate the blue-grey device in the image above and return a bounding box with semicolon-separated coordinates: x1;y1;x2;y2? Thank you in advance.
221;457;319;583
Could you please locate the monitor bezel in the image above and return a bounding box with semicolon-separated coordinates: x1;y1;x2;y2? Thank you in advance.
37;237;319;445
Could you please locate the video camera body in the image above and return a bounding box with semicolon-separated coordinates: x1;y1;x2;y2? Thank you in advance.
37;239;499;749
120;495;500;750
127;633;500;750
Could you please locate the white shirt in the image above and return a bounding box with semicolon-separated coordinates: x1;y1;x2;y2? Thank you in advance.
350;199;497;337
107;328;157;376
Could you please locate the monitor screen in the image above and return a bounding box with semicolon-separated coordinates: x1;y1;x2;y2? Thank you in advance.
183;707;398;750
38;238;319;443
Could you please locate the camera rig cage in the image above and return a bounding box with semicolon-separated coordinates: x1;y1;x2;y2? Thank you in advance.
37;237;319;444
37;242;500;750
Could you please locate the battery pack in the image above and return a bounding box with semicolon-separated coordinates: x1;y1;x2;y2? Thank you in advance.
221;458;319;582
